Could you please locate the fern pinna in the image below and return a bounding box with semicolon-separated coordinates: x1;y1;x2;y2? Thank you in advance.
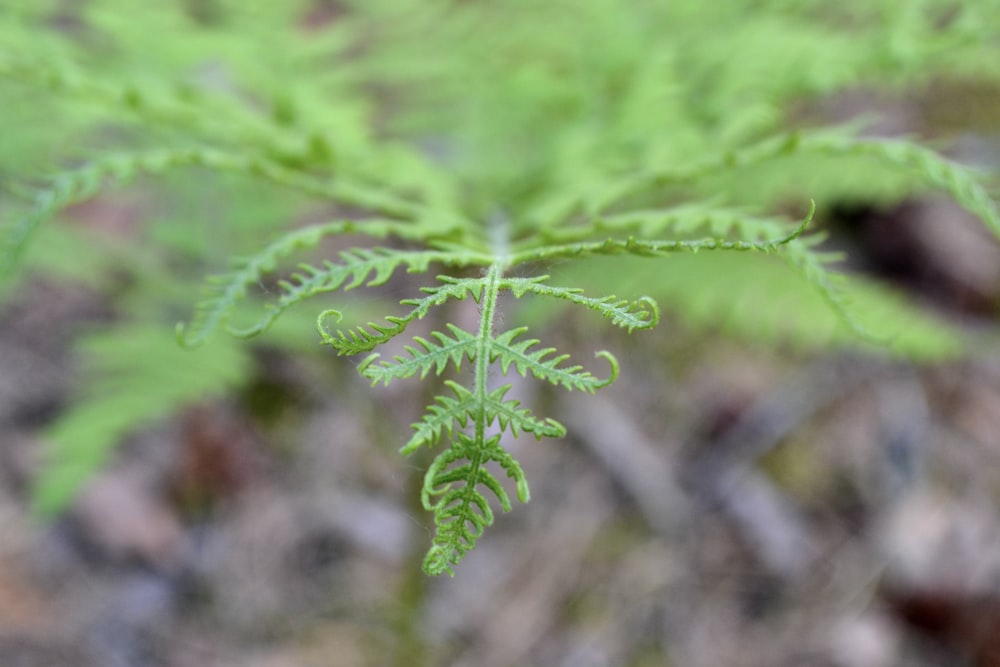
170;201;832;575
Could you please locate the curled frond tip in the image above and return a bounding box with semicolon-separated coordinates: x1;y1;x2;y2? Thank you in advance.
593;350;620;389
316;308;345;344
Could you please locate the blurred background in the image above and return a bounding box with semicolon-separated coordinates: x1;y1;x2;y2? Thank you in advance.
2;1;1000;666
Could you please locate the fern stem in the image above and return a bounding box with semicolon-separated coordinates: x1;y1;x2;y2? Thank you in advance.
462;262;502;569
475;263;505;442
421;262;507;575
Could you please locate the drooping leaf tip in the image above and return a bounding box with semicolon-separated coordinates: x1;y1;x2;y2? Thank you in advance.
780;199;816;245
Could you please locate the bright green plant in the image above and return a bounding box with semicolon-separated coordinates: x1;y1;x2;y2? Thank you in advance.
2;0;999;575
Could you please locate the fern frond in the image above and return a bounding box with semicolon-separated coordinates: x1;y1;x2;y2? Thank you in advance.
0;57;231;136
0;57;329;172
173;148;439;221
505;276;660;332
481;384;567;440
1;149;204;280
318;275;486;355
511;217;808;264
579;124;866;215
518;200;814;266
193;150;439;222
224;247;459;338
330;261;627;574
401;381;479;455
34;325;251;515
420;433;529;577
489;328;619;392
525;201;870;341
596;202;802;240
176;220;422;347
358;323;480;384
802;135;1000;239
584;124;1000;243
688;128;1000;237
321;261;631;574
0;56;464;223
0;146;444;284
8;0;997;580
401;381;565;455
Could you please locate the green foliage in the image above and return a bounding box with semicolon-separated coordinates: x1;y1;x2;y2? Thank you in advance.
35;325;251;515
2;0;999;574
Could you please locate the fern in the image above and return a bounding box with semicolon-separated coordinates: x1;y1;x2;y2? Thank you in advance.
318;276;485;355
176;225;473;346
34;325;251;516
172;224;842;574
2;0;999;575
420;433;529;576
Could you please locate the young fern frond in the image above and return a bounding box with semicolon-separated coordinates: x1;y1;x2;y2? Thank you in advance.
401;381;565;455
359;323;480;383
175;220;448;347
488;328;619;392
224;247;470;339
420;433;529;577
514;200;813;265
545;200;872;342
169;204;852;574
318;276;485;355
5;0;999;578
506;278;659;333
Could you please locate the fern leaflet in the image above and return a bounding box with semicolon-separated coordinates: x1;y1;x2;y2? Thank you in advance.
402;381;566;455
359;324;480;383
175;221;449;346
420;433;529;576
318;276;485;355
225;247;461;338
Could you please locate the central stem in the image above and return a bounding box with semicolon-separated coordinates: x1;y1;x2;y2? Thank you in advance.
473;262;504;444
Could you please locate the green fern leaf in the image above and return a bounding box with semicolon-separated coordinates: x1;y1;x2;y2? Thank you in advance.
225;247;453;338
358;323;480;384
505;276;659;332
400;381;565;455
1;149;201;280
0;142;447;284
421;433;529;577
7;0;999;579
318;275;486;355
489;328;619;392
511;203;811;266
34;325;251;515
401;381;479;454
806;135;1000;239
319;312;412;356
596;202;802;240
481;384;567;440
176;220;421;347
